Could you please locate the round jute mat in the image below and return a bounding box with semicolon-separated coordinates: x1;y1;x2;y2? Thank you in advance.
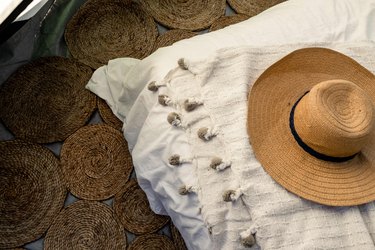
60;124;133;200
0;56;96;144
114;179;170;235
227;0;286;16
65;0;158;69
209;14;249;31
0;140;66;248
170;223;187;250
139;0;226;31
153;29;196;52
97;98;123;131
128;234;176;250
44;200;126;249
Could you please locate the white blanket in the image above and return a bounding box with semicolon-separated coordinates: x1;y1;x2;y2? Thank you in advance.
157;42;375;249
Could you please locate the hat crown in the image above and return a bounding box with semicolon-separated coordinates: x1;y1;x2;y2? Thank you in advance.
293;79;374;158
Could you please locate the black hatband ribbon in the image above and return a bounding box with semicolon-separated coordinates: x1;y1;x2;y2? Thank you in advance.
289;91;357;163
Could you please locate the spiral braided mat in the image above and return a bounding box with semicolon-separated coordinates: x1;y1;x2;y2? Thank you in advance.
139;0;226;31
153;29;197;52
44;200;126;249
128;234;176;250
0;140;66;248
170;223;188;250
227;0;286;16
209;14;249;31
0;56;96;144
60;124;133;200
114;179;170;235
97;98;123;131
65;0;158;69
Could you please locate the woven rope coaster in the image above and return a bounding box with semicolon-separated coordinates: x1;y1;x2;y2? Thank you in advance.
227;0;286;16
209;14;249;31
153;29;196;52
65;0;157;69
139;0;226;31
170;223;187;250
97;98;123;131
114;179;170;235
44;200;126;249
61;124;133;200
0;56;96;144
0;140;66;248
128;234;176;250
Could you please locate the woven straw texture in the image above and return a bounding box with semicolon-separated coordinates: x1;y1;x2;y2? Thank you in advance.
60;124;133;200
114;179;170;235
227;0;286;16
153;29;196;52
65;0;158;69
248;48;375;206
128;234;176;250
44;200;126;249
0;56;96;143
0;140;66;248
97;98;123;131
170;223;187;250
209;14;249;31
139;0;226;31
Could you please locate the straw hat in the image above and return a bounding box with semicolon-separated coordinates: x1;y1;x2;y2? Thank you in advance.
247;48;375;206
44;200;126;249
0;140;66;248
227;0;285;16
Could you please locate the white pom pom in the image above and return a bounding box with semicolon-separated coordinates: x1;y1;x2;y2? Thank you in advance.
167;112;182;127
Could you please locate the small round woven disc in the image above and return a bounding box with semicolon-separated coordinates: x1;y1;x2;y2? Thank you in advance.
227;0;286;16
97;98;123;131
209;14;249;31
139;0;226;31
0;56;96;143
128;234;176;250
170;223;187;250
0;140;66;248
65;0;158;69
61;124;133;200
114;179;169;235
44;200;126;249
153;29;196;52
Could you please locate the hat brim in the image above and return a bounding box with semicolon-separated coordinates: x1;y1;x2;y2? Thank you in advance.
248;48;375;206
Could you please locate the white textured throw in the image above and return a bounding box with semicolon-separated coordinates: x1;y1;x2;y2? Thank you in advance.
160;42;375;249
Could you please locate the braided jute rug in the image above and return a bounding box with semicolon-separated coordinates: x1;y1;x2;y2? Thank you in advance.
227;0;286;16
209;14;249;31
0;56;96;144
44;200;126;249
60;124;133;200
128;234;176;250
97;98;123;131
139;0;227;31
153;29;197;52
114;179;170;235
0;140;66;248
65;0;158;69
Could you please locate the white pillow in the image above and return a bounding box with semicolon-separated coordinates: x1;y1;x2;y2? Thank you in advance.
86;0;375;249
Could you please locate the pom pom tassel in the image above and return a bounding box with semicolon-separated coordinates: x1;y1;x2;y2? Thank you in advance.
184;98;203;112
179;185;199;195
168;154;192;166
210;157;231;171
167;112;182;127
147;81;166;92
240;228;256;247
178;58;189;70
158;95;175;106
223;188;243;202
197;126;219;141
